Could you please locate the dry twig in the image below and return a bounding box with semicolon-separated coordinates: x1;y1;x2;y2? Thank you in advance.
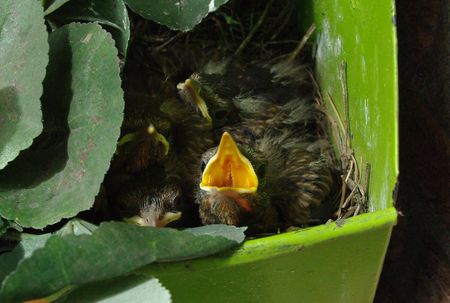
322;61;371;220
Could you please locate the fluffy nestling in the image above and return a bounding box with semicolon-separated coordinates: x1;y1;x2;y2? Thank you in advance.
190;58;335;234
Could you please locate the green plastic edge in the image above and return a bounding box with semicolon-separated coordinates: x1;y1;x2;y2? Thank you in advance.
141;207;397;273
297;0;399;212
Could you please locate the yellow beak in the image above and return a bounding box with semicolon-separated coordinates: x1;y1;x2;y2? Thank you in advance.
177;79;213;124
200;132;258;194
124;211;182;227
116;124;170;156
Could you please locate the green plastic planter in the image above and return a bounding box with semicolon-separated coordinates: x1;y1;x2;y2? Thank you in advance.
143;1;399;302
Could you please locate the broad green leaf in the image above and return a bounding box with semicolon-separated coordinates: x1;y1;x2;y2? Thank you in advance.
0;222;244;302
186;224;247;242
63;275;171;303
124;0;230;31
0;219;94;284
46;0;130;55
0;23;124;228
43;0;73;15
0;233;51;284
0;251;22;286
0;0;48;169
11;234;52;259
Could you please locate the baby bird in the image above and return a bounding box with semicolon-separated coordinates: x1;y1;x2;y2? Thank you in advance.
104;54;213;227
110;171;184;227
121;185;183;227
256;129;334;227
110;54;174;175
159;96;215;204
178;59;314;131
106;94;214;227
191;58;334;234
197;132;279;234
112;123;170;174
197;131;333;234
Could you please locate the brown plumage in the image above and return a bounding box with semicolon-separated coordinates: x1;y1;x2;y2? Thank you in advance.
191;58;335;234
111;173;184;227
198;190;279;234
111;124;170;174
103;52;215;227
160;96;215;201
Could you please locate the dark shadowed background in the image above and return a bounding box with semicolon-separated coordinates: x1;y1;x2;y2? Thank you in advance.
374;0;449;302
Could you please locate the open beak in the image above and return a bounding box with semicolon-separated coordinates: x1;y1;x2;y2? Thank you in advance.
200;132;258;194
177;79;213;124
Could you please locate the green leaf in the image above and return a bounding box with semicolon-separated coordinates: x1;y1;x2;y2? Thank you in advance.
63;275;171;303
124;0;230;31
0;222;244;302
43;0;73;15
0;0;48;170
186;224;247;242
46;0;130;55
0;23;124;229
0;233;51;285
0;219;94;285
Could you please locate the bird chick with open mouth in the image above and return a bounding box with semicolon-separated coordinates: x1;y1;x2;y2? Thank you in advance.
188;58;335;234
197;131;333;234
197;132;279;234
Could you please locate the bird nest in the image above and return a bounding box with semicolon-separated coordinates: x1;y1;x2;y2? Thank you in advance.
97;0;368;235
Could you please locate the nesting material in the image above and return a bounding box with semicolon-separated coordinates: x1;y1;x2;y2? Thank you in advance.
96;0;366;235
313;62;369;222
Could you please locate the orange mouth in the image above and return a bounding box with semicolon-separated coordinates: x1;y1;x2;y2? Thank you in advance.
200;132;258;194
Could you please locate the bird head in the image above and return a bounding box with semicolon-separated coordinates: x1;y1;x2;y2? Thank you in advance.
117;124;170;156
198;132;259;222
112;123;171;174
125;185;183;227
197;133;280;232
177;75;235;128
